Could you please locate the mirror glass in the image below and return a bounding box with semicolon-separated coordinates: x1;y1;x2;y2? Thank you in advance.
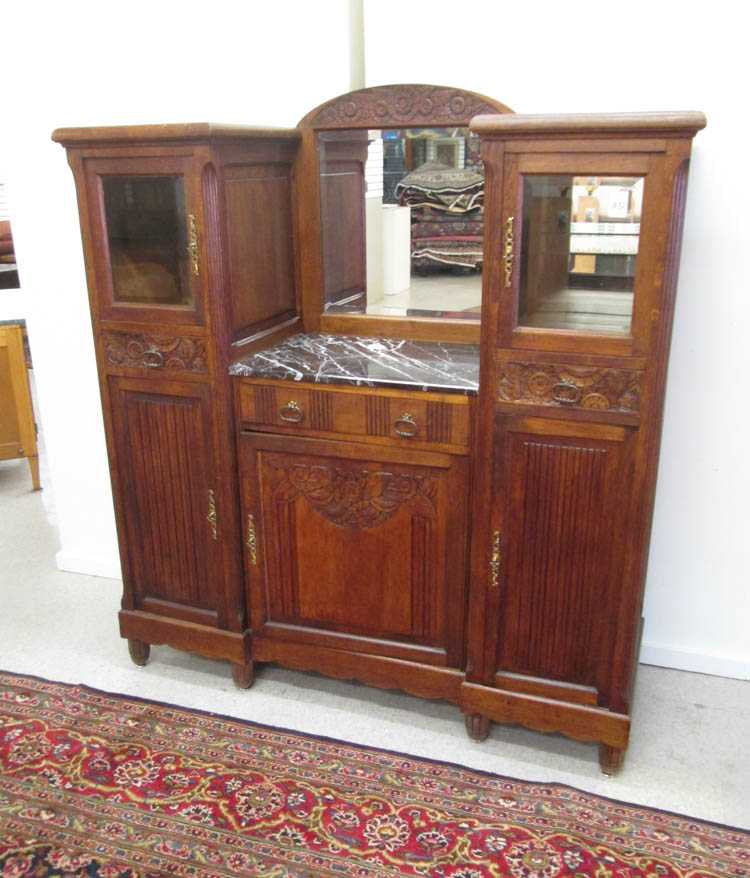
102;175;192;307
319;127;483;321
518;175;643;335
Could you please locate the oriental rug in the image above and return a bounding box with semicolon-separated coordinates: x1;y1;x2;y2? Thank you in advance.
0;671;747;878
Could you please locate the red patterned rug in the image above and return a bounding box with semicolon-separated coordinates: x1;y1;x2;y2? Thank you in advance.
0;671;747;877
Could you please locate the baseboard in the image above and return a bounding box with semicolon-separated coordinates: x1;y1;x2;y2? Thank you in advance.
640;642;750;680
56;549;121;581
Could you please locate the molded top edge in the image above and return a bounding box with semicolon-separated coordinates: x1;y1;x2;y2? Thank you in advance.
51;123;300;146
470;111;707;137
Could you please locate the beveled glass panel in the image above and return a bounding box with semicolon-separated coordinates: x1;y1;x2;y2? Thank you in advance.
518;175;643;335
102;175;192;307
318;127;483;322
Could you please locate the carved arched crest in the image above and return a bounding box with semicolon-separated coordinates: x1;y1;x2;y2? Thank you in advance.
299;84;513;129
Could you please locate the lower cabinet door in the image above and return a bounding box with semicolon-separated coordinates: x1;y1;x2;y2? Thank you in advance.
479;414;637;705
109;376;223;625
239;433;469;667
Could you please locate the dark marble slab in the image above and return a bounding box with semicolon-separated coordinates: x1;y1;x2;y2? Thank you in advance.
229;333;480;394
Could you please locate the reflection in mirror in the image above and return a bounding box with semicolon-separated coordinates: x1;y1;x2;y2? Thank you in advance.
102;175;192;307
518;175;642;335
319;128;483;322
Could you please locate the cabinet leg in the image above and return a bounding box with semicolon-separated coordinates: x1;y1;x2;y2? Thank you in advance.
127;639;150;667
28;455;41;491
599;744;626;776
232;661;254;689
464;713;491;742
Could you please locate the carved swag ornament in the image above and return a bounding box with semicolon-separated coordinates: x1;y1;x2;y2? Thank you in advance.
269;456;437;529
103;331;208;373
498;362;642;413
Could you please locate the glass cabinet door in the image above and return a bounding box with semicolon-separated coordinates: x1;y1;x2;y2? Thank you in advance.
500;155;652;354
102;175;193;308
85;156;204;324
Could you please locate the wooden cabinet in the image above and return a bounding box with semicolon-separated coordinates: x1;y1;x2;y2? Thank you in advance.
463;112;705;772
236;382;471;700
54;91;705;774
53;124;301;686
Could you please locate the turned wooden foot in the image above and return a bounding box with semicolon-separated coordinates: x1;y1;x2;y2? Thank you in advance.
232;661;254;689
599;743;626;776
464;713;491;742
127;639;150;667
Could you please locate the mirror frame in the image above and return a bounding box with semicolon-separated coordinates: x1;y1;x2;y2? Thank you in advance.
295;84;514;343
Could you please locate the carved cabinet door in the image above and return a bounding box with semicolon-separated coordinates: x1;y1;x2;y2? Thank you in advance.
239;433;469;668
108;376;226;627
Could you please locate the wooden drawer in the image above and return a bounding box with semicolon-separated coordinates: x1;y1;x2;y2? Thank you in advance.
101;328;208;376
496;358;643;420
236;379;471;453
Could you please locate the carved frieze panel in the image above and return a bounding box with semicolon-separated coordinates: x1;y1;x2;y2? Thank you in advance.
497;362;642;414
305;84;510;129
268;455;437;529
102;331;208;373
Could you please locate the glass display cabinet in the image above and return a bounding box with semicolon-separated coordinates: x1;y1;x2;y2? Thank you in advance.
54;91;705;774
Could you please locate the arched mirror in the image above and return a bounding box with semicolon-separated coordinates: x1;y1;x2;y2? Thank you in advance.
296;85;513;341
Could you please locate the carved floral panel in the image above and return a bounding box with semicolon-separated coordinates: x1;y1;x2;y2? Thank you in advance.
268;455;437;530
497;362;642;414
103;331;208;373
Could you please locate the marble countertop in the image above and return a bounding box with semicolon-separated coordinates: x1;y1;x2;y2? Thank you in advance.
229;333;480;394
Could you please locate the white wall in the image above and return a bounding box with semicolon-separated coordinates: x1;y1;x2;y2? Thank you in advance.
364;0;749;679
2;0;746;679
1;0;353;578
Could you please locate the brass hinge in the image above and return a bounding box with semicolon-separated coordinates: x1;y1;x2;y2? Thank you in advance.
246;513;258;566
490;530;501;589
188;213;200;277
503;216;514;287
207;489;218;540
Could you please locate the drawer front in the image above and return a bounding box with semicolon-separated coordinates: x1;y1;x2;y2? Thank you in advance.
497;360;643;417
102;330;208;375
238;381;471;451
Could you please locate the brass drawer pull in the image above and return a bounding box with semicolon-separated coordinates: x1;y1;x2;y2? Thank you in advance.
279;400;304;423
551;382;581;405
394;412;418;438
142;347;164;369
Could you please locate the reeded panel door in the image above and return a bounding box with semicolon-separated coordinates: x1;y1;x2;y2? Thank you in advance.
109;377;221;622
239;435;468;667
485;416;634;695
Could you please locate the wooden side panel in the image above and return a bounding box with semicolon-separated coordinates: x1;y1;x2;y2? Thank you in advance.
319;135;368;306
0;325;38;488
0;336;22;458
224;165;296;337
110;378;220;616
492;417;633;691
